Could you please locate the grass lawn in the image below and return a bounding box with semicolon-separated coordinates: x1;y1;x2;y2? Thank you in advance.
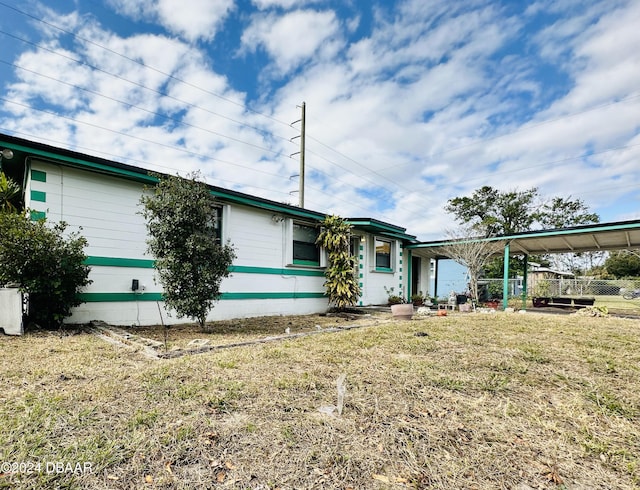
1;311;639;489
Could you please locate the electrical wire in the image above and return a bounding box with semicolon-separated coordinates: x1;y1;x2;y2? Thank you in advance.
0;3;638;222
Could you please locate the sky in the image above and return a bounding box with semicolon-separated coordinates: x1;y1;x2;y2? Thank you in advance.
0;0;639;241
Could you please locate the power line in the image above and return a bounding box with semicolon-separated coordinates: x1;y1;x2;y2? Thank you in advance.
0;58;288;157
0;119;389;219
0;3;424;201
0;97;288;177
1;3;638;223
0;1;295;130
0;28;296;150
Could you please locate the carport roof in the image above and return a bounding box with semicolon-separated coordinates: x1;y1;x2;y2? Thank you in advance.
407;219;640;257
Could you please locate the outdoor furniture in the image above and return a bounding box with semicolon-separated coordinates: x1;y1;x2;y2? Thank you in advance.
532;296;595;308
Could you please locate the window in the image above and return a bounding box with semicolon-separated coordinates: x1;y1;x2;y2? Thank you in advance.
375;238;392;271
293;223;320;266
207;206;224;244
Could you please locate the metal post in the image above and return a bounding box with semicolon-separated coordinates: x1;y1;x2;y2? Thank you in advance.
521;254;528;310
299;102;305;208
503;242;510;310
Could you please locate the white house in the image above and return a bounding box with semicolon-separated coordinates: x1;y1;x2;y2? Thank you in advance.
1;133;435;326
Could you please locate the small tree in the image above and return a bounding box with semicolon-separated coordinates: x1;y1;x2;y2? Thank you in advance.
140;172;236;328
316;215;361;310
0;172;21;213
438;226;503;304
0;212;92;328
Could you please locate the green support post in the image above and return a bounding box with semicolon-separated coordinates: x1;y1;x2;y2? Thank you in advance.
521;254;528;310
503;242;510;310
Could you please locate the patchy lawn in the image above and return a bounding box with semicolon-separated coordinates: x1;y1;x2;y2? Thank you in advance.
1;311;639;489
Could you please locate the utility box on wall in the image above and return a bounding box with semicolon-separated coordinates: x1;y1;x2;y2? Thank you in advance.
0;288;24;336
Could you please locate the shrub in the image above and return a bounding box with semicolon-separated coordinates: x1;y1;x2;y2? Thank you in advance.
316;215;361;310
140;172;236;328
0;213;92;328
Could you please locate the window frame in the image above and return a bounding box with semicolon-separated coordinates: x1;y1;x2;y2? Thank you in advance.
292;221;321;267
374;237;393;272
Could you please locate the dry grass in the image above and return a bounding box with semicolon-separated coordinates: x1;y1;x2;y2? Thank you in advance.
1;310;639;489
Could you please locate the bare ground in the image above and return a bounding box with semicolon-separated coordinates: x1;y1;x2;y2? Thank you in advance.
1;310;639;489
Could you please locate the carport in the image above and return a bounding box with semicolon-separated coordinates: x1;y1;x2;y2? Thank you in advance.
407;219;640;309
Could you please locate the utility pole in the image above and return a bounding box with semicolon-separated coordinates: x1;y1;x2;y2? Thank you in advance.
290;101;306;208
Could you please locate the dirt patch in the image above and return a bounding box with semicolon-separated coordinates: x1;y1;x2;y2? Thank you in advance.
118;310;390;354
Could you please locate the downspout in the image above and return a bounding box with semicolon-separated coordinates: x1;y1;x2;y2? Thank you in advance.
502;242;510;310
521;254;528;310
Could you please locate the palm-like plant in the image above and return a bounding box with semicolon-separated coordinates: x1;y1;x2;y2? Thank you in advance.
0;172;21;213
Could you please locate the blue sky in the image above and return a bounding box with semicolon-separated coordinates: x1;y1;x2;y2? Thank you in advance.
0;0;638;240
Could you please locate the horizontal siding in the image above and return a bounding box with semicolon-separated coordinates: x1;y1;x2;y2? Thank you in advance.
27;161;334;325
31;161;151;259
228;206;286;267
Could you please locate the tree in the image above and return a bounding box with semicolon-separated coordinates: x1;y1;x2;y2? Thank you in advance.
0;212;92;328
445;186;600;277
140;172;236;328
316;215;361;310
437;226;504;304
445;186;599;237
537;196;599;229
604;251;640;278
444;186;538;237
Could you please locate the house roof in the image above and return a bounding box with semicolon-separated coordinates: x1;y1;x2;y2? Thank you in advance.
1;132;420;242
0;132;330;220
407;219;640;257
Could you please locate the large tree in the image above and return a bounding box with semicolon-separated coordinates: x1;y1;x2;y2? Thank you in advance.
604;251;640;278
445;186;600;277
140;172;236;328
445;186;599;237
444;186;539;237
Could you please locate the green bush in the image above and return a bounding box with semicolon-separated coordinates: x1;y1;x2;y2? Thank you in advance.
0;213;92;328
140;173;236;328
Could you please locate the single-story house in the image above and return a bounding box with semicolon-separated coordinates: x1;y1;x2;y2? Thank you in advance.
0;133;435;326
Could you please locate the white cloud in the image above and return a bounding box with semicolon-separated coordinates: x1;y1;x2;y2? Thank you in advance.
251;0;322;9
107;0;234;41
241;9;341;74
2;0;639;240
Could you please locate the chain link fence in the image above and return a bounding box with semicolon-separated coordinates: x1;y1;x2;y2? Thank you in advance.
481;277;640;300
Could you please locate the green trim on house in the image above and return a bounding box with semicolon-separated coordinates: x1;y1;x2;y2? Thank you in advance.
30;190;46;202
1;135;324;221
78;292;164;302
30;210;46;221
82;257;325;277
229;265;324;277
221;292;325;300
210;188;325;220
84;256;156;268
21;146;158;184
31;169;46;182
78;291;326;302
375;267;393;273
292;259;321;267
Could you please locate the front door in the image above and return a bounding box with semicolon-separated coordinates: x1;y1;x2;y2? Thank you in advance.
412;256;421;297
